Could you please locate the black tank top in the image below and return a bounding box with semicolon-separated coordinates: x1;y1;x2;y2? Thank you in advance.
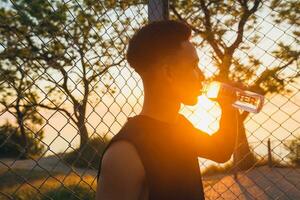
97;114;205;200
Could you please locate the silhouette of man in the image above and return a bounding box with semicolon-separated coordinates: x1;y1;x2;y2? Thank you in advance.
96;20;238;200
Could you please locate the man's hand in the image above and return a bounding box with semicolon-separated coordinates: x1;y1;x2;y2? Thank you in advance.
216;81;246;109
216;91;236;109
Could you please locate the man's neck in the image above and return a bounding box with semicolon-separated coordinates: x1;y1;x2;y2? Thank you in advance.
140;91;181;125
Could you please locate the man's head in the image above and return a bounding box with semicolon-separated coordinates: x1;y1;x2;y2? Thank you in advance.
126;20;204;106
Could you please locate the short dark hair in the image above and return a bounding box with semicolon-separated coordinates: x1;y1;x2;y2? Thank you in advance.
126;20;191;75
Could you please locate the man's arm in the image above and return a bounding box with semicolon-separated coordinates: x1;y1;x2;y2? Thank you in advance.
205;104;239;162
187;102;239;163
95;140;145;200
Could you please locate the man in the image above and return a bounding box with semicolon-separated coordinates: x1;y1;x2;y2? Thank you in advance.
96;20;238;200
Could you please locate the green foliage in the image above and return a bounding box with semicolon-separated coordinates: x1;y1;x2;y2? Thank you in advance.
42;184;95;200
7;185;95;200
170;0;299;95
285;137;300;165
202;161;233;177
0;121;44;159
0;0;139;148
63;137;108;169
0;0;47;159
0;169;96;200
169;0;299;170
0;169;57;189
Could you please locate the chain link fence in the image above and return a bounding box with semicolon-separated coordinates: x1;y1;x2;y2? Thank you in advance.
0;0;299;199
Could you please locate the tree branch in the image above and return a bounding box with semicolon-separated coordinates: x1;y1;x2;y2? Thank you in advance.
199;0;224;60
31;103;77;124
237;0;248;9
170;4;186;22
79;49;89;110
87;57;125;84
171;3;223;60
59;67;79;106
227;0;261;55
0;101;14;114
251;55;299;91
170;5;205;35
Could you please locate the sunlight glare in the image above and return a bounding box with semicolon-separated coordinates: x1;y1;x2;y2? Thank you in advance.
203;81;221;99
181;95;221;135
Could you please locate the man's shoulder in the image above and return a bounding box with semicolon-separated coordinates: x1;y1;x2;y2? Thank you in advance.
109;116;147;143
102;116;146;167
97;138;146;199
101;140;145;179
103;140;141;162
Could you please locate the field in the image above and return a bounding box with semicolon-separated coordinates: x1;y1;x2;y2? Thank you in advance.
1;156;300;200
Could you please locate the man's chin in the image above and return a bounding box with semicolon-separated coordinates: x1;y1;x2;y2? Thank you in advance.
182;96;199;106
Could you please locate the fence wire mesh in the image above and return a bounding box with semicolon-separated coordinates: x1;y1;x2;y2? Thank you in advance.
0;0;299;199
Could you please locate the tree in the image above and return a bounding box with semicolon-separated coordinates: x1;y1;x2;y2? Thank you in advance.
0;9;45;157
0;0;130;149
170;0;300;170
0;121;44;158
0;65;44;158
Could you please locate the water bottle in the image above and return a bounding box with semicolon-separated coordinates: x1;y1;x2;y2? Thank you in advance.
201;81;265;113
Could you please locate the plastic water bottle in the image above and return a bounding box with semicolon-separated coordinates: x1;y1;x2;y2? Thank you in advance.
202;81;265;113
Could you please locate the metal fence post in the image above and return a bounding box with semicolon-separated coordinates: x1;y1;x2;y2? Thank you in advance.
233;150;238;179
268;138;273;168
297;144;300;163
148;0;169;22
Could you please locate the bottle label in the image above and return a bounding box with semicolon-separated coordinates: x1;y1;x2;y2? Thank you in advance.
202;82;265;113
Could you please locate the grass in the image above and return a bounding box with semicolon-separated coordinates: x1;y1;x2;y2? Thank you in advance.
0;130;298;200
0;168;60;189
63;137;108;170
1;148;297;199
0;137;108;200
0;168;96;200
